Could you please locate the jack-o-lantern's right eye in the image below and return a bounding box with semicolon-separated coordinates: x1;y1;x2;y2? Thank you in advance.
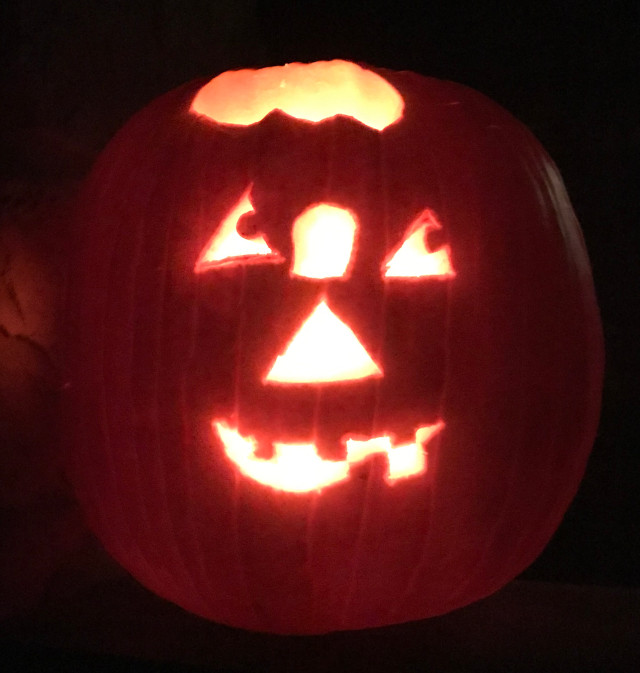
195;187;282;272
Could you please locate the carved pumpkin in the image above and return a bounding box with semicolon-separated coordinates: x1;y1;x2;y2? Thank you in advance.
65;61;603;633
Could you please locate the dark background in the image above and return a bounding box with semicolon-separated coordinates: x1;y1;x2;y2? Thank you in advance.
1;1;638;671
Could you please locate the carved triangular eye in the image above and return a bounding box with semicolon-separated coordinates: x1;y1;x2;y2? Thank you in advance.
194;186;282;272
383;210;455;279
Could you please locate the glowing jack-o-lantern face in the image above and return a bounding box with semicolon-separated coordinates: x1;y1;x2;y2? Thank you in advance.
195;182;452;492
67;60;603;634
189;63;456;493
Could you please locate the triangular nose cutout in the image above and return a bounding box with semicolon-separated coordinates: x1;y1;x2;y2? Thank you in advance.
265;300;383;384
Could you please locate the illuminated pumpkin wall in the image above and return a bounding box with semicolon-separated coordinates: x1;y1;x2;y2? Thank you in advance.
65;61;603;634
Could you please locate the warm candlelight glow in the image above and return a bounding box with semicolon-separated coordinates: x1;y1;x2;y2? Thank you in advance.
264;300;382;384
290;204;357;279
191;60;404;131
194;187;280;272
215;421;444;492
384;210;455;278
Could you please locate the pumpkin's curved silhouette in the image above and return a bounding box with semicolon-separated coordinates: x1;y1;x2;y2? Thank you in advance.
66;61;603;634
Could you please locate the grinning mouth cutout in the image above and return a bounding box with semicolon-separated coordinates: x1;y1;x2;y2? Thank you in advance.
214;420;445;492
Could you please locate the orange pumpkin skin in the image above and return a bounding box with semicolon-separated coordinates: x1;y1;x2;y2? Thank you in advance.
65;63;603;634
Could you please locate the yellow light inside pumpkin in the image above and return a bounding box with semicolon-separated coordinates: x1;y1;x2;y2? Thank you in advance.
216;422;350;492
191;60;404;131
384;210;455;278
214;421;443;492
384;424;443;479
194;187;280;272
264;300;382;384
291;204;357;279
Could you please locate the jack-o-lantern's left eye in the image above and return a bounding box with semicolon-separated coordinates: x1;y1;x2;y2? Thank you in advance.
383;210;455;279
195;187;282;272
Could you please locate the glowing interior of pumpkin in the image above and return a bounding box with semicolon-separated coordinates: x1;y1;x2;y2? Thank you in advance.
384;210;456;278
194;187;280;272
195;188;454;279
291;204;357;279
265;300;382;383
215;421;443;492
191;60;404;131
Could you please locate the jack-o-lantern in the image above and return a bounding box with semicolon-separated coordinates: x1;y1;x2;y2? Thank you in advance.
65;61;603;634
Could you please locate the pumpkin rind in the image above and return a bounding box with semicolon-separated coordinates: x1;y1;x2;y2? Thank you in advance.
65;62;603;634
